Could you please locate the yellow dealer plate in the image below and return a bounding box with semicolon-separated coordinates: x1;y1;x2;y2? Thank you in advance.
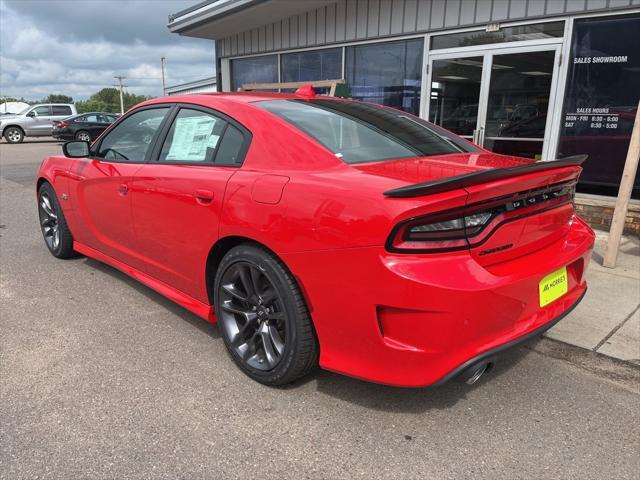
539;266;568;307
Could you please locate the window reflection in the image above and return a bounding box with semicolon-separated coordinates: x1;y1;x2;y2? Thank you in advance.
346;39;423;115
429;57;483;136
231;55;278;91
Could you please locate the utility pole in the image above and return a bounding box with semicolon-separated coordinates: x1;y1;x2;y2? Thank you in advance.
114;75;126;114
160;57;167;96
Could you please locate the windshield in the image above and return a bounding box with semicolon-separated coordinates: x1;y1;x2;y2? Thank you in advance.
17;106;31;115
257;99;476;164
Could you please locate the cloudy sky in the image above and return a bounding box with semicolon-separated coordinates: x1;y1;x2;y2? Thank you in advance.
0;0;215;101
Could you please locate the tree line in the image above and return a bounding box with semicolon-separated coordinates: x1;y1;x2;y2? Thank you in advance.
1;89;152;114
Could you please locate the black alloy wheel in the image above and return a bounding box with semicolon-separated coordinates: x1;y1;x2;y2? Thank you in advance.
218;261;286;370
214;244;318;385
37;183;76;258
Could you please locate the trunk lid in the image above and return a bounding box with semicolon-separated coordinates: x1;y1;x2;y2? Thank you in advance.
370;153;585;264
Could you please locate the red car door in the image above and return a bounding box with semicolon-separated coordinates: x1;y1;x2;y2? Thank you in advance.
130;106;250;303
66;106;172;267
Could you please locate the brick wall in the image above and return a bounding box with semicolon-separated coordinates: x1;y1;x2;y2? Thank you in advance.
574;197;640;236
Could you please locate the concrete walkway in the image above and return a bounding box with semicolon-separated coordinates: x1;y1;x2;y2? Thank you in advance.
546;230;640;365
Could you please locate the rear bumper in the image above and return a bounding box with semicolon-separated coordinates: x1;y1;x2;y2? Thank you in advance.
282;216;594;387
433;287;586;385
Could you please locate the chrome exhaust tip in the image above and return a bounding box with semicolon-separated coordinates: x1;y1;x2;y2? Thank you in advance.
464;362;488;385
456;356;496;385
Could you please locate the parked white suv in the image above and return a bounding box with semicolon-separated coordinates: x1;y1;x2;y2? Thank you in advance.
0;104;77;143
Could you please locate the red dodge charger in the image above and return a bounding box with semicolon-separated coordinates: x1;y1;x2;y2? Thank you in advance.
36;89;594;387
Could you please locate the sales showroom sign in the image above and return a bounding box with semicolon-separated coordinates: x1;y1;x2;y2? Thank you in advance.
558;14;640;195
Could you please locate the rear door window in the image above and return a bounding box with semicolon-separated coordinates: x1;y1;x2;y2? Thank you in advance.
159;108;227;164
52;106;73;116
214;125;245;165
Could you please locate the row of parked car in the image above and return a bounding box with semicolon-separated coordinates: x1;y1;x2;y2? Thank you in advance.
0;103;118;143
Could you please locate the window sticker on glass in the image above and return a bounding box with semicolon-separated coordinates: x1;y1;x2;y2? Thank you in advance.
166;115;220;162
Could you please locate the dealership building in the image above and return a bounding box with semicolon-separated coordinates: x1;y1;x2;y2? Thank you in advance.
169;0;640;228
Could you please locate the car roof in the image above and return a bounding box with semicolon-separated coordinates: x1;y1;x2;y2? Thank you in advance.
140;91;332;107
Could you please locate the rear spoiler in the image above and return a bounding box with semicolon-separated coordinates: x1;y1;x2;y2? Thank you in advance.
383;155;587;198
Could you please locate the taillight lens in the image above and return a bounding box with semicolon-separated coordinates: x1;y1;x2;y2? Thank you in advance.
387;182;575;253
56;121;69;128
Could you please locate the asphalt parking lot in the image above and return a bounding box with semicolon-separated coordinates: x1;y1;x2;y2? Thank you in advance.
1;139;639;479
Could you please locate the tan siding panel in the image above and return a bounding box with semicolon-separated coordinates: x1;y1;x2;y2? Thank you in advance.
345;0;358;40
416;0;432;30
326;3;336;42
460;0;478;24
445;0;462;26
508;0;527;18
430;0;446;28
390;0;404;34
526;0;546;16
368;0;381;36
335;0;347;42
491;0;510;19
316;6;326;44
378;0;392;35
403;0;418;32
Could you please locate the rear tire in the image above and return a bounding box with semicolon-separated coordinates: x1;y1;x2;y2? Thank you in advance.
75;130;91;142
214;244;318;386
4;127;24;144
37;182;76;259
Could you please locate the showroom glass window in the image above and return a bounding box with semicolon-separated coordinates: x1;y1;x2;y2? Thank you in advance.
231;55;278;91
345;39;423;115
557;14;640;197
281;48;342;82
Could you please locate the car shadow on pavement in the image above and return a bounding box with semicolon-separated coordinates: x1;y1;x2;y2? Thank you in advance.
81;255;532;410
309;346;531;413
83;257;221;340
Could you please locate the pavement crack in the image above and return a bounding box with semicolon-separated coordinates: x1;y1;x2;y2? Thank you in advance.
594;303;640;352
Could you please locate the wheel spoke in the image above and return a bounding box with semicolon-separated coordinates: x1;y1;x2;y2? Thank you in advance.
237;265;255;298
220;300;256;320
222;283;248;302
267;311;284;321
230;320;255;348
250;266;263;297
40;196;56;218
261;288;277;306
259;325;278;367
267;324;285;355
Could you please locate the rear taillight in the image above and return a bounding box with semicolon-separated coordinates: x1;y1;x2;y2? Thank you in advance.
387;182;575;253
56;121;69;128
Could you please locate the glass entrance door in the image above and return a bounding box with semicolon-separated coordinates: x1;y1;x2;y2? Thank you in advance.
428;45;560;159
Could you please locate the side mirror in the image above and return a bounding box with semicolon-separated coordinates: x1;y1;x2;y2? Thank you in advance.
27;111;36;117
63;140;90;158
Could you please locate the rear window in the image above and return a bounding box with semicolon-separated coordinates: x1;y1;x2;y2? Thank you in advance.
257;99;473;164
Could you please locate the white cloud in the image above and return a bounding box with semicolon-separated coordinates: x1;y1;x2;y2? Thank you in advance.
0;0;215;100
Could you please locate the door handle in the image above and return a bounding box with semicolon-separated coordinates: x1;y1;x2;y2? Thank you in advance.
117;183;128;196
195;189;214;204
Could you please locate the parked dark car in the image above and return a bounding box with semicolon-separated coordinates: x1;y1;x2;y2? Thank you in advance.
52;112;118;142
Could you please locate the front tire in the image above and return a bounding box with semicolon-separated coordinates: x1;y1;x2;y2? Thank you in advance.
4;127;24;144
38;183;76;258
214;244;318;386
